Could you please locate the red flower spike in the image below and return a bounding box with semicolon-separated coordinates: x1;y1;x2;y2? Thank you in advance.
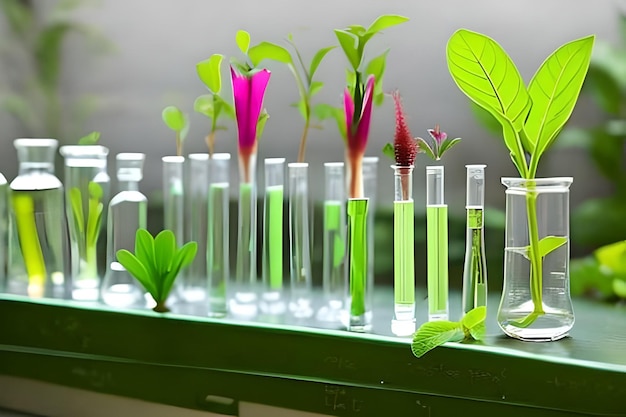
392;91;418;166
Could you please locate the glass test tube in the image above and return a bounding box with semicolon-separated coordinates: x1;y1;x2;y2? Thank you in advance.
426;165;448;321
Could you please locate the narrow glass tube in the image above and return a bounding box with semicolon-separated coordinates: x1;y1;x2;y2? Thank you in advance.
183;153;210;303
8;139;67;299
261;158;286;315
426;165;448;321
317;162;346;323
288;162;313;318
207;153;230;317
162;156;186;245
232;154;258;317
0;174;8;291
60;145;110;301
101;153;147;308
346;198;371;332
391;165;416;336
362;156;378;308
463;164;488;315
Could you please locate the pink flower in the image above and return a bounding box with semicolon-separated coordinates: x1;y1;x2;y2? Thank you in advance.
230;66;271;152
344;75;375;157
428;125;447;146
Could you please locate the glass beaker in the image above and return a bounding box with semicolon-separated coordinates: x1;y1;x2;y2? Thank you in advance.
8;138;67;298
59;145;110;301
498;177;574;341
101;153;147;308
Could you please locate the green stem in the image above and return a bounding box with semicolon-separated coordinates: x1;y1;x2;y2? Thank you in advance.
526;189;544;316
347;199;368;317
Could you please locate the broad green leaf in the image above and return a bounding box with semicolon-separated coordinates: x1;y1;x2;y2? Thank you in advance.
69;188;84;233
194;95;214;119
196;54;224;93
314;104;346;140
116;250;157;296
215;95;235;119
309;81;323;97
366;14;409;35
85;201;103;248
613;279;626;298
78;131;100;145
524;35;595;162
135;228;158;282
416;138;436;161
249;42;292;66
469;322;486;340
366;50;389;99
162;106;186;132
309;46;336;79
35;23;73;90
335;29;360;70
235;30;250;54
345;25;367;37
499;115;528;178
154;230;176;279
447;29;531;132
411;321;464;358
438;137;462;157
538;235;568;258
595;240;626;274
162;241;198;299
382;143;395;160
461;306;487;330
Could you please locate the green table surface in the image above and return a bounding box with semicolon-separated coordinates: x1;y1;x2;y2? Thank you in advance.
0;290;625;416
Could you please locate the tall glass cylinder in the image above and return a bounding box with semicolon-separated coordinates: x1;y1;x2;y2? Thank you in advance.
207;153;230;317
8;138;67;299
261;158;285;315
101;153;147;308
232;154;257;317
288;163;313;318
498;177;574;341
346;197;370;331
183;153;210;303
462;165;488;315
426;165;448;321
59;145;110;301
162;156;185;245
391;165;416;336
317;162;346;323
0;174;8;291
362;156;378;297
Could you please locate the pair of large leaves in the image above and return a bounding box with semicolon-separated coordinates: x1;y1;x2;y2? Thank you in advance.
447;29;594;178
117;229;197;304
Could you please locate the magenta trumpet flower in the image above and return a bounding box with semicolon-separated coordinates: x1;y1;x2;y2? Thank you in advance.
344;75;375;198
231;66;271;181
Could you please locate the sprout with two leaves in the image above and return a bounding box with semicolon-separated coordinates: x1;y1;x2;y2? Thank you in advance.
162;105;190;157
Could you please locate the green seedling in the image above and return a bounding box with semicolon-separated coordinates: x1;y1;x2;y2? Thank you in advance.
162;106;190;156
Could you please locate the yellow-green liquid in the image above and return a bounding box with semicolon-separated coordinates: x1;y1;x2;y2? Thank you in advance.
427;205;448;319
394;201;415;305
265;185;283;290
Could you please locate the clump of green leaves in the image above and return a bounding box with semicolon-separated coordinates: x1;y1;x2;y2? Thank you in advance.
411;307;486;358
162;106;190;156
69;181;104;277
77;131;101;145
571;240;626;300
116;229;197;313
319;14;409;140
195;54;235;156
247;35;335;162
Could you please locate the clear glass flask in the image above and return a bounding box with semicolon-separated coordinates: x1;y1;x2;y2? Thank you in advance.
288;162;313;318
498;178;574;341
232;154;258;317
391;165;416;336
59;145;110;301
8;138;67;299
261;158;285;315
101;153;147;308
426;165;448;321
462;165;487;315
0;173;8;290
183;153;210;303
317;162;346;323
207;153;230;317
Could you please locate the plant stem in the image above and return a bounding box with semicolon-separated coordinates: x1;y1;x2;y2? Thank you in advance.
526;189;544;317
206;131;215;157
153;300;170;313
347;198;368;317
297;116;310;163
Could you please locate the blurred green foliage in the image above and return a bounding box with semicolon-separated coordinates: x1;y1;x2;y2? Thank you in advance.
571;240;626;300
0;0;110;141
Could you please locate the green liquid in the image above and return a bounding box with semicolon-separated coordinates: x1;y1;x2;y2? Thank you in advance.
323;200;345;298
347;199;368;317
394;201;415;305
462;208;487;314
265;185;283;290
208;182;228;315
427;205;448;319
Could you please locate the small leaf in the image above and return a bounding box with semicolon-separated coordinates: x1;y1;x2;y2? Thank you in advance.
382;143;395;160
294;99;307;120
249;41;292;66
366;14;410;35
235;30;250;54
416;138;436;161
162;241;198;299
88;181;103;200
256;109;269;140
135;229;157;280
346;25;367;37
461;306;487;330
196;54;224;93
69;187;85;233
78;131;101;145
194;94;214;119
469;322;486;340
309;81;323;97
538;235;568;258
411;321;464;358
154;230;176;278
366;49;389;100
116;249;157;296
438;137;462;157
215;95;235;119
162;106;186;132
309;46;336;79
314;104;345;140
335;29;360;70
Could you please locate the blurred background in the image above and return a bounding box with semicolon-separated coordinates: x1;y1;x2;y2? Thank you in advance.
0;0;624;294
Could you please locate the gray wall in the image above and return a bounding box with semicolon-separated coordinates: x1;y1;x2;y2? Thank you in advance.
1;0;623;214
